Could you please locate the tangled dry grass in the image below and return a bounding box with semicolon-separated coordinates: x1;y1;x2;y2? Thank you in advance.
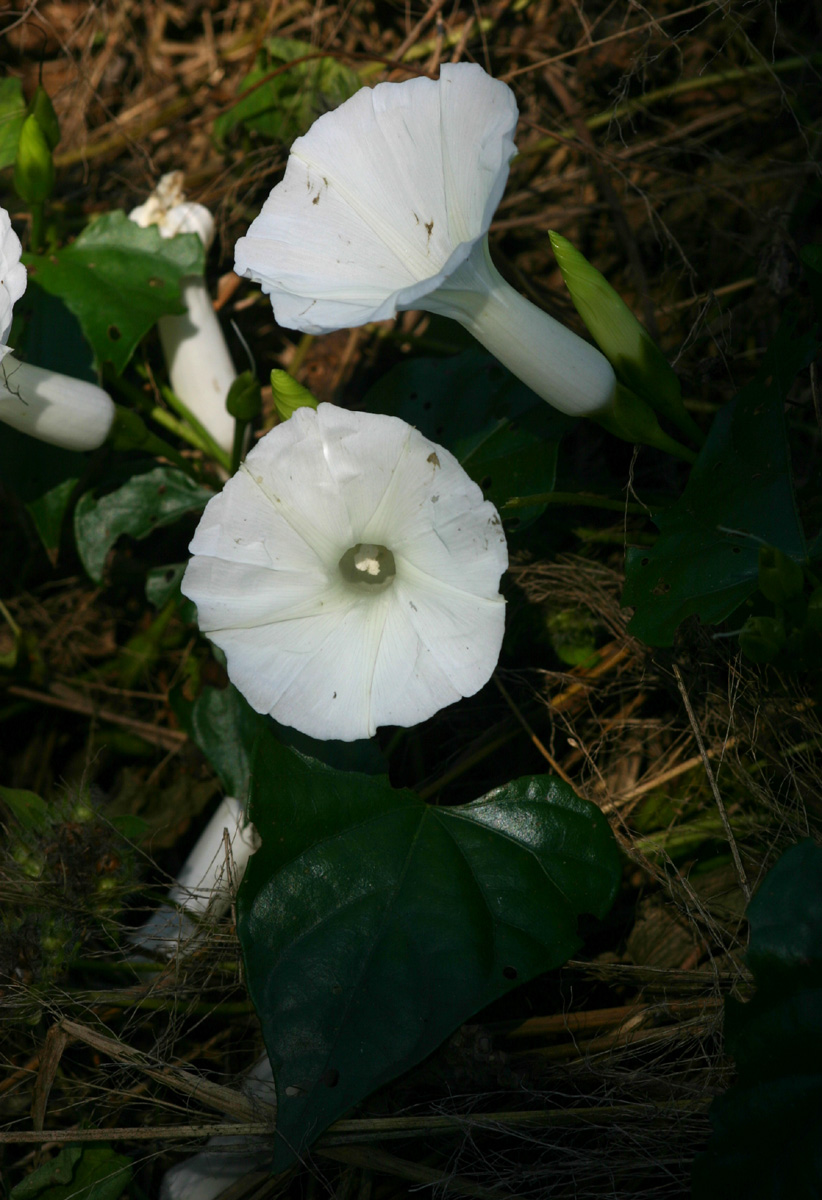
1;0;820;1196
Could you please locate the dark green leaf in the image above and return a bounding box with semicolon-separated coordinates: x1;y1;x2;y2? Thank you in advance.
171;684;387;803
692;841;822;1199
0;77;26;171
365;348;574;528
0;786;51;833
2;288;100;559
74;465;213;583
623;314;815;646
214;38;360;146
744;838;822;991
10;1145;132;1200
238;742;621;1171
23;211;204;373
800;244;822;320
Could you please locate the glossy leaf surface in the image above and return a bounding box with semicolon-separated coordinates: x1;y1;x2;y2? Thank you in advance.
214;37;360;146
238;740;621;1171
74;464;212;583
692;840;822;1199
623;316;815;645
23;211;204;372
9;1145;132;1200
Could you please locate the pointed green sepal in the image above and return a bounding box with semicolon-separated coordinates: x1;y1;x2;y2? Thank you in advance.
549;231;704;446
226;371;262;422
592;383;697;464
28;87;60;151
13;113;55;205
270;369;319;421
757;545;805;606
738;614;786;663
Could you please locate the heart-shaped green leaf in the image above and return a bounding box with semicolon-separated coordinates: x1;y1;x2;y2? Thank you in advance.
237;740;621;1171
622;313;815;646
23;211;204;373
74;464;212;583
214;37;361;147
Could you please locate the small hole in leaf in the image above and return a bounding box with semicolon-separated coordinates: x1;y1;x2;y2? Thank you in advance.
480;476;492;490
731;546;742;555
640;557;650;567
285;1085;302;1097
164;569;175;581
435;425;444;436
409;391;419;400
502;965;518;981
422;401;432;411
108;325;121;341
322;1068;339;1088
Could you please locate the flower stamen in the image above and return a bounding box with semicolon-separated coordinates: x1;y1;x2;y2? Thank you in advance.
339;543;397;590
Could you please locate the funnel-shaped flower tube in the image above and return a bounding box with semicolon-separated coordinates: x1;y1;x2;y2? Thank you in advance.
129;173;237;456
131;796;258;957
1;207;114;450
181;403;507;742
235;63;616;418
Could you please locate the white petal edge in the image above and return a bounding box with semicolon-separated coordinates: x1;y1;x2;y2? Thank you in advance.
234;63;518;333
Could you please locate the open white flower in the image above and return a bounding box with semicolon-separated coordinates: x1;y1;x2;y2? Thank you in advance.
1;207;115;451
235;63;616;418
130;172;238;456
181;403;507;741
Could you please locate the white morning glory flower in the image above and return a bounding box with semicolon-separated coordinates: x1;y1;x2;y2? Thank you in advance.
129;172;238;456
234;62;616;418
181;403;507;742
1;207;115;451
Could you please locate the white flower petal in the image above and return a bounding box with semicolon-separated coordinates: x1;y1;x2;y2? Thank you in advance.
182;404;507;741
234;63;517;332
0;207;27;354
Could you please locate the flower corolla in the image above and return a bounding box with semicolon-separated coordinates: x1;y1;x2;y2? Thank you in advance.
1;207;115;451
130;172;238;456
235;63;616;418
181;404;507;741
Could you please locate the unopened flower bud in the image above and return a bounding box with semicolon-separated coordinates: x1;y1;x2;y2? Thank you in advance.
549;231;704;445
226;371;262;422
270;369;318;422
758;546;805;606
738;614;786;663
13;114;55;205
28;87;60;151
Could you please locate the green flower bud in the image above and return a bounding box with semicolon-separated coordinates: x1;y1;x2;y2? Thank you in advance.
758;546;805;605
549;231;704;445
592;383;697;464
738;614;786;663
28;86;60;151
270;369;318;422
13;113;55;205
226;371;262;422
